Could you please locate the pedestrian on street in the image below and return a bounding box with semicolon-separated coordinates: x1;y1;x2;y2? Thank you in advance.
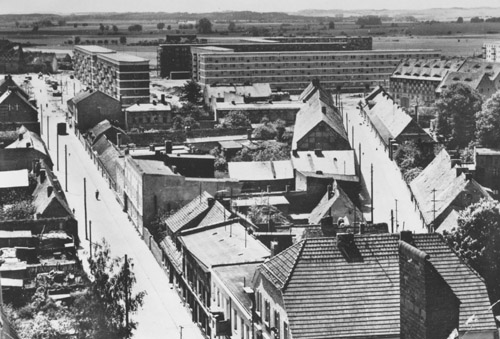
95;189;100;200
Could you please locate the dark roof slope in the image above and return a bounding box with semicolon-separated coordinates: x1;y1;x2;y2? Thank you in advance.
165;191;213;234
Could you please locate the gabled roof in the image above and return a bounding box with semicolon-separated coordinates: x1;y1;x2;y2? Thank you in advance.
413;234;497;332
410;149;490;227
391;57;465;81
298;81;335;108
362;86;414;144
0;89;37;114
308;186;364;225
257;233;496;339
197;200;233;228
88;119;126;143
6;126;49;157
159;236;183;274
68;90;119;106
93;136;121;183
292;95;347;149
228;160;294;181
179;221;270;268
436;71;493;94
457;58;500;81
0;76;28;98
32;166;73;218
164;191;213;234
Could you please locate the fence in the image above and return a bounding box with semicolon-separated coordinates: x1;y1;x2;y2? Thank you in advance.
142;227;164;268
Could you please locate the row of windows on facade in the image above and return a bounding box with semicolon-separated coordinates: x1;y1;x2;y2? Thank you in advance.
202;69;395;77
203;54;431;63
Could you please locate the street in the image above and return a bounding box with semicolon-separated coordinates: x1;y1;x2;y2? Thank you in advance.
23;74;204;339
341;94;427;233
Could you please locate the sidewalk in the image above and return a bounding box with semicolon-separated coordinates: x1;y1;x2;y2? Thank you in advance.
34;75;203;339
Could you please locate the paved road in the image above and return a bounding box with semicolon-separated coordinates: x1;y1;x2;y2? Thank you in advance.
341;94;427;233
25;74;203;339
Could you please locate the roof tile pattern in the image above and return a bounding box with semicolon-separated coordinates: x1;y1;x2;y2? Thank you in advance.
165;191;213;234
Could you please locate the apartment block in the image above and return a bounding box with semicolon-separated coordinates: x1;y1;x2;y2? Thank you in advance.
483;41;500;62
158;36;373;78
196;49;440;94
73;45;150;107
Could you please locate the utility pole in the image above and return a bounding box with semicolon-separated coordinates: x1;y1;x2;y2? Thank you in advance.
46;116;49;149
371;163;374;223
395;199;399;231
124;254;130;330
391;210;394;233
179;326;184;339
56;132;59;171
89;220;92;258
65;145;68;192
40;105;43;134
84;178;88;240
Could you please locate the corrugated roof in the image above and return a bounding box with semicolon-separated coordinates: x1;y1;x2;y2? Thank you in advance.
228;160;294;181
410;149;490;227
179;221;270;268
197;200;233;228
165;191;213;234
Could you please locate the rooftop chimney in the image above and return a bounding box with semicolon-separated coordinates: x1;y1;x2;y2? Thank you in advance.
247;128;252;140
18;133;23;141
337;233;362;262
207;197;216;207
26;142;31;148
164;140;172;154
117;133;122;147
400;230;413;244
47;186;53;197
149;144;155;152
292;149;299;158
161;94;166;104
314;149;322;157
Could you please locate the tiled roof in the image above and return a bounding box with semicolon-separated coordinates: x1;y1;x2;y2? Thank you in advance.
197;200;233;228
413;234;497;332
88;119;126;143
292;93;347;150
436;71;493;93
68;90;94;105
457;58;500;81
165;191;213;234
6;126;49;158
228;160;294;181
298;81;335;108
410;149;490;227
391;57;465;81
0;89;37;114
257;233;496;339
308;187;364;225
32;166;73;218
159;236;183;274
363;87;413;144
179;221;270;268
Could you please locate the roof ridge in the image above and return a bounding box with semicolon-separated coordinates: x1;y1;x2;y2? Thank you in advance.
282;240;306;292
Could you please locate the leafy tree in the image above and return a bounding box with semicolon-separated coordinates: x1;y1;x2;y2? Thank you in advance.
175;102;206;120
328;21;335;29
247;205;289;225
228;21;236;32
394;140;435;183
128;24;143;32
220;111;251;129
157;23;165;30
0;200;35;220
210;147;228;172
435;83;482;148
356;15;382;26
73;239;146;339
197;18;212;34
471;16;484;23
119;36;127;44
457;17;464;23
476;92;500;148
180;80;203;105
172;114;200;130
443;199;500;300
233;141;291;162
253;118;286;141
112;25;119;33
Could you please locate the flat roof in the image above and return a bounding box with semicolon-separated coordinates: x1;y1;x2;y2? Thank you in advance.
200;49;440;57
215;101;303;111
476;148;500;155
125;103;171;112
134;159;176;175
0;230;32;238
98;52;149;64
0;169;29;188
74;45;116;55
233;195;290;207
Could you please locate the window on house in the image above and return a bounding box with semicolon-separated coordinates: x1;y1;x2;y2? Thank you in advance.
256;291;261;313
234;310;238;331
241;318;245;339
283;322;289;339
274;311;280;338
264;300;271;325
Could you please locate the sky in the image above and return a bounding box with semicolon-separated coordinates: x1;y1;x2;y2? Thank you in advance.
2;0;500;14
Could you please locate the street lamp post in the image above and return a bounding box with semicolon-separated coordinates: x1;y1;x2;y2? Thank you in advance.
124;254;130;330
65;145;68;192
84;178;88;240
